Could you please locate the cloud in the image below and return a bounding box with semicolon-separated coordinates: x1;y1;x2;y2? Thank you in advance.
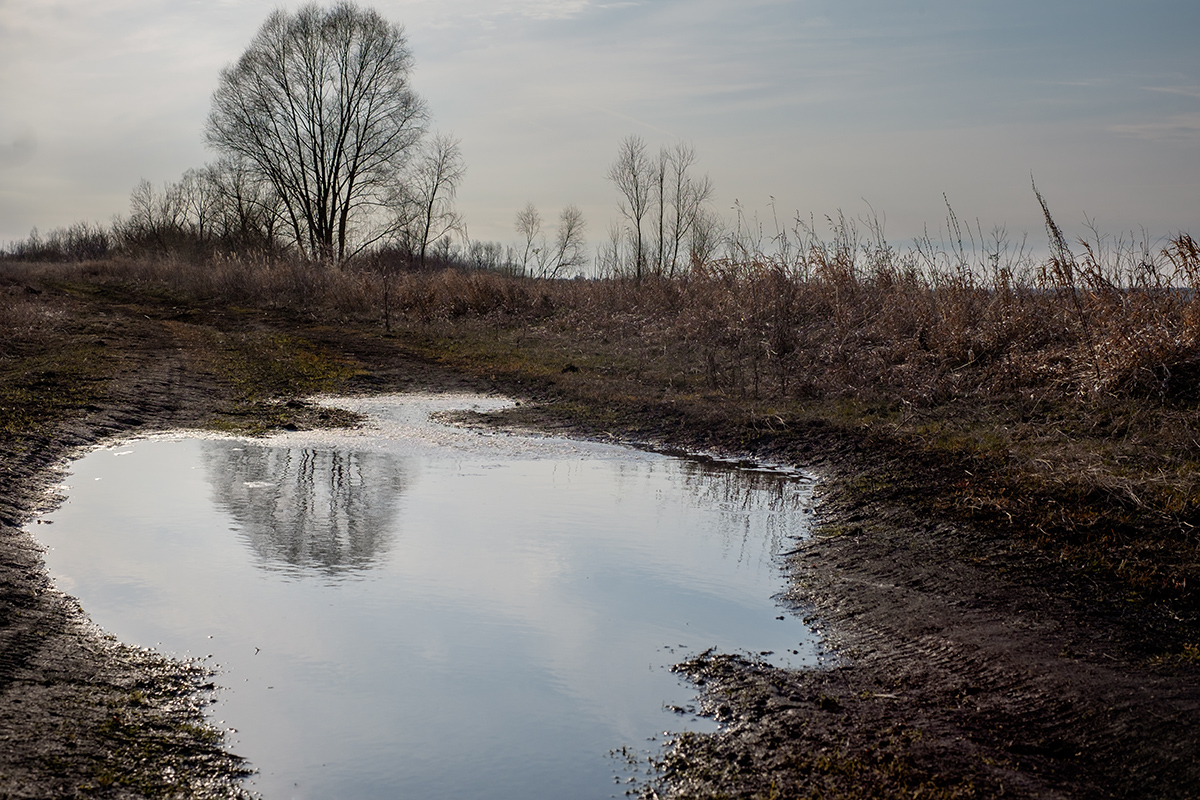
392;0;596;27
0;126;37;167
504;0;594;20
1109;113;1200;143
1144;86;1200;101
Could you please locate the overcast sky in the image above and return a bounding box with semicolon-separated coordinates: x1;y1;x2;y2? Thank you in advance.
2;0;1198;256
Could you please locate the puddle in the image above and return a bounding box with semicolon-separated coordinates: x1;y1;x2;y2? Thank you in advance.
33;393;820;799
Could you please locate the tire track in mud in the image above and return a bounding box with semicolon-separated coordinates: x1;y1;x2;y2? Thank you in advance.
751;504;1200;799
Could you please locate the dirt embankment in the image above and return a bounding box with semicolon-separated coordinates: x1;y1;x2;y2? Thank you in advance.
2;273;1198;798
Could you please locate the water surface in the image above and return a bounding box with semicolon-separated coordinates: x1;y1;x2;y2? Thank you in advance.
35;393;818;799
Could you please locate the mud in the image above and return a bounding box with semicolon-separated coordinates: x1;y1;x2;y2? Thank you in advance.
2;280;1198;798
1;312;253;797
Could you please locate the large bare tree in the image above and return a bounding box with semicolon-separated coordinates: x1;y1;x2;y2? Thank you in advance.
205;2;427;262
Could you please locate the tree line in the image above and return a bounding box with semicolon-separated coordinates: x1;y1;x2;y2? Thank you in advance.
3;2;724;278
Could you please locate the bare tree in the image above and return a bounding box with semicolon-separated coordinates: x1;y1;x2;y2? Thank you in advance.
515;202;542;273
177;168;220;242
125;178;187;251
465;239;515;273
399;133;465;269
688;207;725;269
121;159;286;255
661;142;714;276
596;222;625;278
545;205;588;277
127;179;159;240
652;150;667;275
513;203;587;277
608;136;714;277
205;157;283;250
606;135;653;278
205;2;427;262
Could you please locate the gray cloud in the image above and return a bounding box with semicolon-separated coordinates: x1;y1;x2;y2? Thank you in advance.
0;127;36;166
1110;113;1200;143
1144;86;1200;101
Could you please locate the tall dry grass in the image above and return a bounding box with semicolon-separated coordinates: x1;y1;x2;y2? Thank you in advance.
538;222;1200;408
14;216;1199;409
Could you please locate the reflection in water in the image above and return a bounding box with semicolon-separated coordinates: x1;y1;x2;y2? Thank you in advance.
203;441;406;575
680;461;807;511
685;464;808;554
35;395;822;800
613;458;810;566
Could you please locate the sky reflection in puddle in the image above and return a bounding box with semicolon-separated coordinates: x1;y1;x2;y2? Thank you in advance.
35;393;819;799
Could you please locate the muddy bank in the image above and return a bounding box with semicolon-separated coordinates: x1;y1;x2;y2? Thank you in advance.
2;272;1198;797
658;498;1200;800
0;312;253;797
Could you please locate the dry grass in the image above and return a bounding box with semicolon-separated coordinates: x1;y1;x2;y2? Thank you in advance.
20;227;1197;414
10;229;1200;418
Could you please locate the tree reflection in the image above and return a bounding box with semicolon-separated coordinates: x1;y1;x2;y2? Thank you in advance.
202;441;406;576
673;459;813;558
677;460;808;514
